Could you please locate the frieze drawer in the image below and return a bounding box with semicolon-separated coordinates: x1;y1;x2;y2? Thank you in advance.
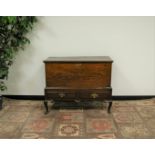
77;89;112;100
45;90;76;100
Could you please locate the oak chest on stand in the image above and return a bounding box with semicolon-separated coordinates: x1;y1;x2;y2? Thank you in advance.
43;56;113;114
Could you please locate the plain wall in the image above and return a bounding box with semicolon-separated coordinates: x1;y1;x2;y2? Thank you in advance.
4;16;155;95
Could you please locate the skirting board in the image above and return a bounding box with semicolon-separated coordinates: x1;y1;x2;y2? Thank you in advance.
3;95;155;100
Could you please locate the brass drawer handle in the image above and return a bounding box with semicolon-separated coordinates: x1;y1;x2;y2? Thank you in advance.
91;93;98;99
74;99;81;103
59;93;65;98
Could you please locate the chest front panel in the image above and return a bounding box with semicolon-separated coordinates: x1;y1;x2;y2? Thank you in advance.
45;62;112;89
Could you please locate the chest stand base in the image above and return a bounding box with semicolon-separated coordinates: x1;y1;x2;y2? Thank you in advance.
43;99;112;114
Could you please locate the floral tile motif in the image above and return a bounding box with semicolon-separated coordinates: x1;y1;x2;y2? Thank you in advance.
113;112;142;124
0;112;30;123
136;106;155;119
18;132;51;139
118;123;151;138
21;118;55;133
96;133;116;139
57;112;84;123
85;109;109;118
55;123;83;137
87;133;116;139
86;118;116;133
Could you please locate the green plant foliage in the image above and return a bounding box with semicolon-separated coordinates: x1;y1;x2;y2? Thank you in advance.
0;16;37;91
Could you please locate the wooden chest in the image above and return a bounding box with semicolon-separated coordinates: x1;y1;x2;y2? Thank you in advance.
43;56;113;114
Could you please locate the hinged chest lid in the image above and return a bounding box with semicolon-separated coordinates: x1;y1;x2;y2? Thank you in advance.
44;56;113;63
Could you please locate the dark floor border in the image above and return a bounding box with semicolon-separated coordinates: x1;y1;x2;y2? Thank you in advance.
2;95;155;100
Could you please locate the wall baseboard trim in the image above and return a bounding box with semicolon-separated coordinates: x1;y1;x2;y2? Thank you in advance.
3;95;44;100
112;96;155;100
3;95;155;100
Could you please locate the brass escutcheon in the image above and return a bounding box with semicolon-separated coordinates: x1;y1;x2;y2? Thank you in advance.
75;63;82;67
59;93;65;98
91;93;98;99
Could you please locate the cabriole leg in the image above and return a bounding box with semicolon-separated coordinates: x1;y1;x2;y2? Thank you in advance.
108;101;112;113
44;100;48;114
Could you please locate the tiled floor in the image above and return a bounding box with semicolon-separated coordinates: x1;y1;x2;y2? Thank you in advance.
0;98;155;139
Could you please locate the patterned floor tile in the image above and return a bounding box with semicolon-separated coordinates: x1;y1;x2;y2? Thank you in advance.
54;123;83;137
6;99;42;106
7;105;35;112
0;112;30;123
113;101;132;107
112;106;135;112
29;108;58;120
0;122;22;138
0;98;155;139
21;118;55;133
57;112;84;123
146;119;155;131
0;106;9;117
85;109;109;118
86;118;116;133
113;112;142;124
134;99;155;106
118;123;151;138
136;106;155;118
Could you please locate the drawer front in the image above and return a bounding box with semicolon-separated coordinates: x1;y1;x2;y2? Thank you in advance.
45;89;76;100
77;89;112;100
45;62;112;88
